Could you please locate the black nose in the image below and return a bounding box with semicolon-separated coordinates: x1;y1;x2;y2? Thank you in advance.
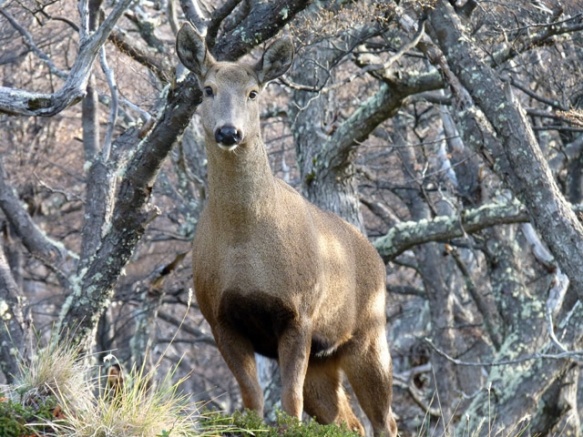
215;125;241;146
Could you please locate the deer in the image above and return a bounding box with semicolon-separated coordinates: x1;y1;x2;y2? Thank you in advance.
176;22;398;437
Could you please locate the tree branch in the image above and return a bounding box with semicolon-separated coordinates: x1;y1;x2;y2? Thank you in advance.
99;45;118;161
0;8;67;80
109;28;170;84
491;12;583;67
213;0;311;61
206;0;242;49
425;336;583;367
0;0;133;116
374;198;528;261
324;64;442;174
178;0;210;35
0;158;74;267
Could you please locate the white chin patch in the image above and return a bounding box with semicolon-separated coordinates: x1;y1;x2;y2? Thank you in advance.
217;143;238;152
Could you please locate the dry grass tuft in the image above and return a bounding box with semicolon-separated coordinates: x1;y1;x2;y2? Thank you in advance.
58;360;199;437
1;338;231;436
558;109;583;127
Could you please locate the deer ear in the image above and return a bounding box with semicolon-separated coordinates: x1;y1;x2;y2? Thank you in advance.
176;22;214;78
256;38;294;85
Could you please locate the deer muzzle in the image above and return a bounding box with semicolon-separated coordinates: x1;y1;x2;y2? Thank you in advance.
215;125;242;148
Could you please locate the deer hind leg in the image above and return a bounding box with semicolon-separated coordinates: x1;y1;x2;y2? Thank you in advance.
214;323;264;414
341;332;398;437
303;359;365;436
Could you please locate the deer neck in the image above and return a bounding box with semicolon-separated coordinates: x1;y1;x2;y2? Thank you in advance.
205;136;277;230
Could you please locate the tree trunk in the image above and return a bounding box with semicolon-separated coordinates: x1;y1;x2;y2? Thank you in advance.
427;0;583;298
0;245;25;382
290;43;365;230
393;116;460;431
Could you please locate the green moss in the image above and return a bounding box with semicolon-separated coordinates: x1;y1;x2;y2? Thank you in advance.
26;97;52;111
305;171;316;186
199;410;360;437
0;391;62;436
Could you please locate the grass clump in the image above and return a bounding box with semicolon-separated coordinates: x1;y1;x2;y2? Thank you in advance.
58;362;200;437
0;340;84;436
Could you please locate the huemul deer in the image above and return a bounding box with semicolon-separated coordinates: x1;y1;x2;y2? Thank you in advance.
176;22;397;437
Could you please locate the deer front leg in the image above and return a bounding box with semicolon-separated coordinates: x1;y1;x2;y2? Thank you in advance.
214;323;264;414
278;321;311;419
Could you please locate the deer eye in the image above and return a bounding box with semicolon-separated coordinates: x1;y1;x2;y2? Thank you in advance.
204;86;214;97
248;90;258;100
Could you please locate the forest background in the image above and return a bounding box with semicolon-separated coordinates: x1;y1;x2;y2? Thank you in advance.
0;0;583;435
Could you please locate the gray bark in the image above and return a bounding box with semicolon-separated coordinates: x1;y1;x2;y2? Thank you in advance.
412;2;583;433
392;115;460;431
290;41;367;229
57;74;202;343
0;245;25;382
427;0;583;299
460;301;583;436
0;158;72;269
374;198;527;261
212;0;311;61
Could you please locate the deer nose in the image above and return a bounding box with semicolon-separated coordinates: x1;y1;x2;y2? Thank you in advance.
215;125;241;146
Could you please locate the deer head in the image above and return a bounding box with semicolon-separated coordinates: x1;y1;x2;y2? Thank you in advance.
176;23;293;151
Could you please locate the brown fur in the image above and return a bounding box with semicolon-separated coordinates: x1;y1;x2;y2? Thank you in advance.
177;23;397;437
